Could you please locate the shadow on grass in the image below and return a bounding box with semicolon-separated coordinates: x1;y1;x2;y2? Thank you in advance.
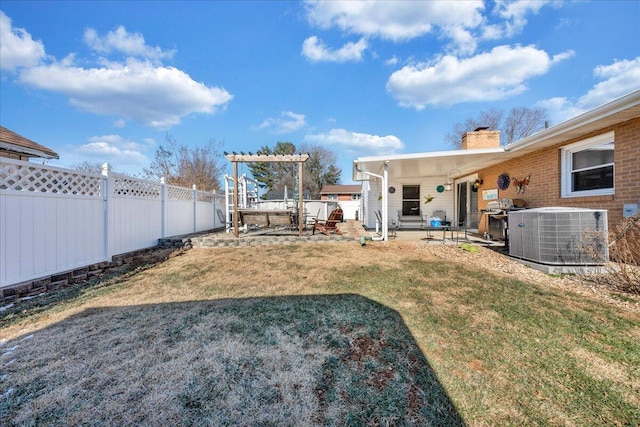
1;294;465;426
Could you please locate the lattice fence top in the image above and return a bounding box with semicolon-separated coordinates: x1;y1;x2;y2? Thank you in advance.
167;185;194;201
113;175;161;199
1;159;223;205
197;191;215;203
0;160;102;196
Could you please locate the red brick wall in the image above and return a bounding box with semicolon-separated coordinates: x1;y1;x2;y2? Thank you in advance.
474;117;640;233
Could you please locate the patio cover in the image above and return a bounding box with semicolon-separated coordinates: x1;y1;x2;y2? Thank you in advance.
353;89;640;181
352;147;504;182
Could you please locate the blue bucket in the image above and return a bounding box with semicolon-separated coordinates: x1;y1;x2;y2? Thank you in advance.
430;219;441;227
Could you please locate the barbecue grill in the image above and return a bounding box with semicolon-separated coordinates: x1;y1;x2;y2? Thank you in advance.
483;198;525;242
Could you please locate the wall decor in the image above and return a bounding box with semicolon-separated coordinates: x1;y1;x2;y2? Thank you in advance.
388;186;396;194
512;175;530;193
497;173;510;190
483;189;498;200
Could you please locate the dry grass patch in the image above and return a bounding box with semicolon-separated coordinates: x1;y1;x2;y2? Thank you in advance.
2;240;640;426
1;294;462;426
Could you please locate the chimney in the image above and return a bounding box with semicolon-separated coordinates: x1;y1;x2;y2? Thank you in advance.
461;127;500;149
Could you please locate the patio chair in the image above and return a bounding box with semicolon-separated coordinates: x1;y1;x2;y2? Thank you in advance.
376;210;398;238
388;214;399;239
312;207;343;236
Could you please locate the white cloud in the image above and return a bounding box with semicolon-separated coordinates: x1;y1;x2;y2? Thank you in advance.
83;26;175;61
539;56;640;122
441;25;478;56
304;128;404;156
385;56;399;66
0;11;45;72
302;36;368;62
493;0;553;38
386;45;572;109
67;134;152;174
19;58;233;129
535;97;582;123
551;50;575;64
580;57;640;108
1;15;232;129
304;1;559;56
257;111;307;134
305;0;483;42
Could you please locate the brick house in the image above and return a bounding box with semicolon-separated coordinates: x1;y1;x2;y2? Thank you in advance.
319;184;362;202
0;126;59;160
353;89;640;238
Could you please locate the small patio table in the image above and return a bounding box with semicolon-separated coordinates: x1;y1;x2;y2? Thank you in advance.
423;223;469;243
423;225;452;243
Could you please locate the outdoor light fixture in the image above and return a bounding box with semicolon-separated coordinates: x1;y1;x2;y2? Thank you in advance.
444;169;461;191
472;178;483;190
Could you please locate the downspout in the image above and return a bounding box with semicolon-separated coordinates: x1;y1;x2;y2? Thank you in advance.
354;161;388;241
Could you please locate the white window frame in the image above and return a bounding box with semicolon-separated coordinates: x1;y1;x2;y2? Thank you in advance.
561;131;614;198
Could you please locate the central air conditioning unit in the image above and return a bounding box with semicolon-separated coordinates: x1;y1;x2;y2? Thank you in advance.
508;207;608;265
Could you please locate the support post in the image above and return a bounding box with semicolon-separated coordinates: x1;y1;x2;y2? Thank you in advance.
233;161;239;238
192;184;197;233
298;161;304;237
101;163;112;260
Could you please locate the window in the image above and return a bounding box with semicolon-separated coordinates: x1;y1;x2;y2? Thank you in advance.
561;132;614;197
402;185;420;216
326;194;338;200
351;194;360;200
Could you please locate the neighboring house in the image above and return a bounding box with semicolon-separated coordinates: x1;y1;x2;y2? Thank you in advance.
0;126;59;160
319;184;362;202
353;89;640;239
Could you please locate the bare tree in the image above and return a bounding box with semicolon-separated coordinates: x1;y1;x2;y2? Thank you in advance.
69;161;106;175
446;106;547;147
144;134;225;191
445;109;503;147
503;106;547;145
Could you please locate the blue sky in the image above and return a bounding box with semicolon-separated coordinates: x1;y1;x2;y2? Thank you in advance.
1;1;639;183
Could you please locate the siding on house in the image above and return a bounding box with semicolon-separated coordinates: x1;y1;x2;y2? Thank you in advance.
474;117;640;232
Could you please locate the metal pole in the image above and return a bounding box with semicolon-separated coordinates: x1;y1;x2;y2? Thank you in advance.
382;163;388;241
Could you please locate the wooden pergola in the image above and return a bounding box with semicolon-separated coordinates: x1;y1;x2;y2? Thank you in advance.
225;153;310;237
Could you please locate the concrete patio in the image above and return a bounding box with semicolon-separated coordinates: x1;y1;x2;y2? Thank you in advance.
158;220;506;249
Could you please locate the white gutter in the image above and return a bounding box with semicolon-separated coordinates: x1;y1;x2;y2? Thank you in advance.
354;160;388;241
0;142;59;159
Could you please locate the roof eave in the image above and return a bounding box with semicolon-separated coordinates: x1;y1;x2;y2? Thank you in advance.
0;142;60;159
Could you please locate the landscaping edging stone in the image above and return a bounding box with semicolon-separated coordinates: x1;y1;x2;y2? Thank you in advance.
0;246;181;306
190;234;355;248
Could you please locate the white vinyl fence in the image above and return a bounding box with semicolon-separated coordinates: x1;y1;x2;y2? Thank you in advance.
0;158;225;288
